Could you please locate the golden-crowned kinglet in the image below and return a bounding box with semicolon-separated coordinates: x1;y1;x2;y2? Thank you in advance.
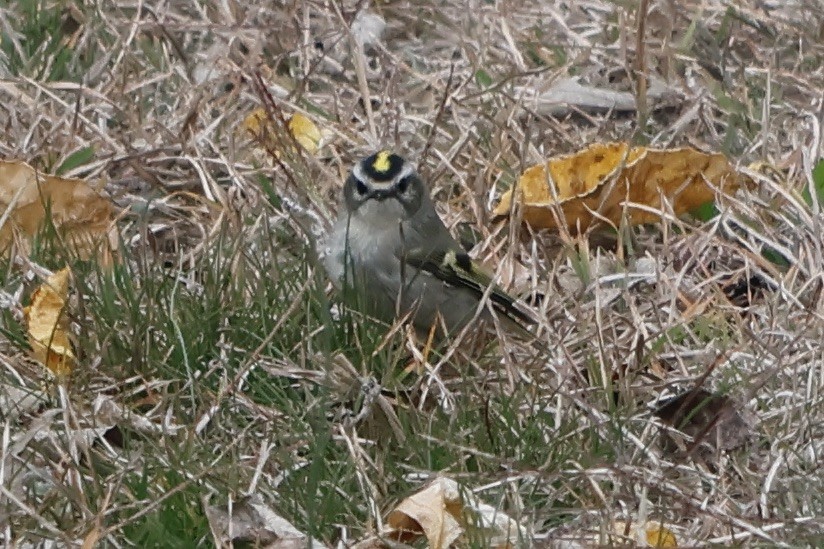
324;151;533;336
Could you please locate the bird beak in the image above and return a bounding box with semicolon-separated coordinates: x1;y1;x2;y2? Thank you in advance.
370;189;395;201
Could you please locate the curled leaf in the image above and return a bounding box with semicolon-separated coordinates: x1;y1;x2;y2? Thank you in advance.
23;267;75;376
0;160;116;261
385;477;525;549
494;143;742;232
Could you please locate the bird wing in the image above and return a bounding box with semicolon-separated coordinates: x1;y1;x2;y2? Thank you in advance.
401;247;535;326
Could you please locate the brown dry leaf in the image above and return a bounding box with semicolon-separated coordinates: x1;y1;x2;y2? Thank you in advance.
654;388;752;453
493;143;741;231
23;267;75;376
205;495;328;549
244;109;323;155
385;477;525;548
609;520;678;547
0;160;116;261
386;477;463;548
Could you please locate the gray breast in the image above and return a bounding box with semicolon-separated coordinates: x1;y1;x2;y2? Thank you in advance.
324;213;484;334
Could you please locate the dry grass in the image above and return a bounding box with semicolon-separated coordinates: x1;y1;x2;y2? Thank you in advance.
1;0;823;546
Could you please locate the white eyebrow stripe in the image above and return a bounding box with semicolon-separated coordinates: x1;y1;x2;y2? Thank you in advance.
352;161;367;183
397;162;415;180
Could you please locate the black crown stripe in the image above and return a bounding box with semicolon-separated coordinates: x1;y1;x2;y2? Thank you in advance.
361;151;405;182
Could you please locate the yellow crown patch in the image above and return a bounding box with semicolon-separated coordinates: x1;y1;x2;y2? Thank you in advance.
361;150;405;181
372;150;393;173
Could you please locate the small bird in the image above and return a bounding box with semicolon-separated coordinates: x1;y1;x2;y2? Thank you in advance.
324;151;534;336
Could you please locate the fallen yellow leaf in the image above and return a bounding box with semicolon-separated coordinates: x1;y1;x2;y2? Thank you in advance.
243;109;322;155
0;160;116;261
23;268;75;376
288;113;322;154
244;108;271;143
608;520;679;547
646;524;678;547
494;143;742;232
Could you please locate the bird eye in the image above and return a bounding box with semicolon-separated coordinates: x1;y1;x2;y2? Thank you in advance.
355;179;369;196
396;176;411;194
